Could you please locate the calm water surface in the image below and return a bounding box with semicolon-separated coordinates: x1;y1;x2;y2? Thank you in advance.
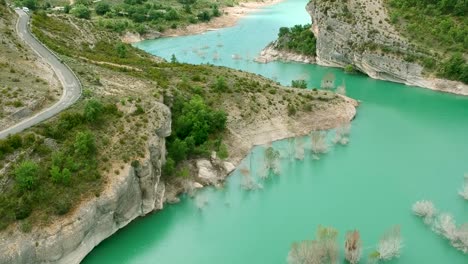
84;0;468;263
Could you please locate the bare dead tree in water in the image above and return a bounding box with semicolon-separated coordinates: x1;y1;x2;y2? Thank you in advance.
310;131;328;159
459;173;468;200
240;166;261;190
295;137;305;160
333;122;351;145
372;226;403;261
287;226;339;264
345;230;362;264
260;146;280;178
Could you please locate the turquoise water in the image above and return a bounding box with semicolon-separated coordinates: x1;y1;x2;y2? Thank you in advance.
84;0;468;263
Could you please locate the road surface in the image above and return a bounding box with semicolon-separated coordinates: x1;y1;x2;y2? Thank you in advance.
0;9;81;139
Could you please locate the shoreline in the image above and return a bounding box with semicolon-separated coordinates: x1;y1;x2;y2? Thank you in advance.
256;45;468;96
122;0;284;43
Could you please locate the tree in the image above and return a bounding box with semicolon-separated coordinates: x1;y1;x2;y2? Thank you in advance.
74;131;96;156
291;79;307;89
459;173;468;200
412;200;436;221
345;230;362;264
115;43;127;58
95;2;110;16
375;226;403;261
262;146;280;177
170;54;178;63
214;76;228;92
168;138;188;163
22;0;38;10
197;10;212;22
15;161;39;190
311;131;328;158
50;166;71;184
162;157;175;176
165;8;179;21
84;99;103;122
71;4;91;19
287;226;338;264
212;5;221;17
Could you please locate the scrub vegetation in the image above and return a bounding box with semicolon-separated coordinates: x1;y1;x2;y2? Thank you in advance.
386;0;468;83
275;24;316;56
412;174;468;254
287;225;402;264
22;0;251;34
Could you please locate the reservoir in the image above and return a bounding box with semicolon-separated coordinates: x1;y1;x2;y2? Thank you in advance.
83;0;468;263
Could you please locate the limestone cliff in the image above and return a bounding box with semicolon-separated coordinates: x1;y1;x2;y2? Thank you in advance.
306;0;468;95
0;104;171;264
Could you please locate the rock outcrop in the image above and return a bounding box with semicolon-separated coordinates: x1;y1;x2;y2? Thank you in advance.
306;0;468;95
0;105;171;264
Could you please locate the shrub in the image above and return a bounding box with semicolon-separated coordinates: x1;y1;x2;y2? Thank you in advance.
291;79;307;89
214;76;228;92
74;131;96;156
197;10;212;22
344;64;355;73
84;99;104;122
95;2;110;16
71;4;91;19
162;157;175;176
14;198;32;220
15;161;39;191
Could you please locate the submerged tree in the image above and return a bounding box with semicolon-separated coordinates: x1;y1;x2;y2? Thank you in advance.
333;122;351;145
240;167;261;190
194;194;208;210
295;137;305;160
311;131;328;159
345;230;362;264
374;226;403;261
336;81;346;95
287;226;339;264
412;200;437;224
261;146;280;178
320;73;335;90
433;213;468;253
413;200;468;253
458;173;468;200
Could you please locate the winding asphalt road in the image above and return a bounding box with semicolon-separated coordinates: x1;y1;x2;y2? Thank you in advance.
0;9;81;139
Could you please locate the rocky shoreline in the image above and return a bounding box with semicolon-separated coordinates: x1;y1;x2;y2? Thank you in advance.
305;0;468;96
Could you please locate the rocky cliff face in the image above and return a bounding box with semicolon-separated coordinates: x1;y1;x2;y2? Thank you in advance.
307;0;468;95
0;104;171;264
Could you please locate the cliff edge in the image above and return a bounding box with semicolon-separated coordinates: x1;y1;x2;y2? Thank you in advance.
291;0;467;95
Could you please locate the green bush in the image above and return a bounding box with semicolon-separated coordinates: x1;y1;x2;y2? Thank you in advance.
291;79;307;89
15;161;39;191
344;64;355;73
84;99;104;122
276;24;316;56
95;2;110;16
71;4;91;19
74;131;96;156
